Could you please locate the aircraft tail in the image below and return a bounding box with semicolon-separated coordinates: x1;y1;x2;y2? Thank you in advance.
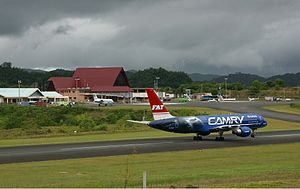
146;88;173;120
93;94;98;101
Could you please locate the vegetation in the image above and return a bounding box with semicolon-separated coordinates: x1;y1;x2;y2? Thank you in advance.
211;72;300;87
0;105;215;139
0;65;73;90
0;143;299;187
264;103;300;115
128;67;192;88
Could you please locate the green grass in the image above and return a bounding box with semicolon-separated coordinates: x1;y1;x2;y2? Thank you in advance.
0;143;299;188
264;104;300;115
260;118;300;132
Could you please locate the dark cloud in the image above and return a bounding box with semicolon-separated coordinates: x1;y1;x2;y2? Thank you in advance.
53;25;74;35
0;0;300;75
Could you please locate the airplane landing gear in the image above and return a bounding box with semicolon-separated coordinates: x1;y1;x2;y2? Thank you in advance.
251;129;256;138
193;134;202;141
215;131;224;141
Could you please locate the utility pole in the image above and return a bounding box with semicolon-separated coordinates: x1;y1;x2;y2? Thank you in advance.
18;80;22;103
224;78;228;99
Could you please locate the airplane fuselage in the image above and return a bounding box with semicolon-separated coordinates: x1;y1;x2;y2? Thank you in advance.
148;113;267;137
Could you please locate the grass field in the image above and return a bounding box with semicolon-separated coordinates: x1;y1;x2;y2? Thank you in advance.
0;142;299;188
264;104;300;115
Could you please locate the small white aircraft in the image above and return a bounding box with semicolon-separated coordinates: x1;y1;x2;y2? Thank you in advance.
93;94;114;106
248;97;259;101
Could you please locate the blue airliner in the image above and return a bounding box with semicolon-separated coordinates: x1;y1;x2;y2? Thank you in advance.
129;88;267;141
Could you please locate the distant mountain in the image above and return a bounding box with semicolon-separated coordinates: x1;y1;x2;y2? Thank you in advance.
189;73;220;82
267;73;300;87
212;72;265;86
23;68;47;73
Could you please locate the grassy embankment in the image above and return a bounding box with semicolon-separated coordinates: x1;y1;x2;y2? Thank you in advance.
0;142;299;188
0;105;299;147
264;103;300;115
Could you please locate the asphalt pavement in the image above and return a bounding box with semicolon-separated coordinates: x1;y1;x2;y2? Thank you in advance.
0;130;299;164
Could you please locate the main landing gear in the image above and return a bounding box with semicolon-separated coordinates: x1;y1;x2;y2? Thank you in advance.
215;131;224;141
193;133;202;141
251;129;256;138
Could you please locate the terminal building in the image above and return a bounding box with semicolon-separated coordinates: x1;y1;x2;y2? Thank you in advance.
47;67;132;102
0;88;68;104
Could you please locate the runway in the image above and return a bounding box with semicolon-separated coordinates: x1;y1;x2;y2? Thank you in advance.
0;130;299;164
182;101;300;123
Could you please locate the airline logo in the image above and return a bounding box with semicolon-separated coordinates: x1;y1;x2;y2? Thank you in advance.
208;116;244;125
152;105;165;111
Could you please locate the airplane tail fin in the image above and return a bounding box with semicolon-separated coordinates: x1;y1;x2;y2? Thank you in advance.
93;94;98;101
146;88;173;120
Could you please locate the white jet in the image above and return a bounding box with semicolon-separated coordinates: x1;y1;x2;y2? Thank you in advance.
93;94;114;106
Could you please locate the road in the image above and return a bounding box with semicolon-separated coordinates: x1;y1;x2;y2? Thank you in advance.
181;101;300;123
0;130;299;164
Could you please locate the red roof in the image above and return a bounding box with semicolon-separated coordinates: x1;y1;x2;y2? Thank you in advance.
48;77;75;90
48;67;131;92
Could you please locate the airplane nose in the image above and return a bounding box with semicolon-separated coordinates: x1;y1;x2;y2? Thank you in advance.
262;118;267;126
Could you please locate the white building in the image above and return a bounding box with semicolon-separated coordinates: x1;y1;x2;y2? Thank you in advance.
0;88;44;104
41;91;69;103
0;88;69;104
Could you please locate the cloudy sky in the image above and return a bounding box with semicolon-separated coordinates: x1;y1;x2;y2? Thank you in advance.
1;0;300;76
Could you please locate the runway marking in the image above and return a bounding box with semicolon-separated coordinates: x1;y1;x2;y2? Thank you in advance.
259;133;300;138
60;142;174;151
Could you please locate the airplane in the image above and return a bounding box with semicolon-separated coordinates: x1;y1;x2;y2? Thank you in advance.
248;97;259;101
128;88;267;141
93;94;114;106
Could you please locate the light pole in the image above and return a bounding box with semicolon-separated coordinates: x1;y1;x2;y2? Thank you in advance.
224;78;228;99
154;77;160;90
18;80;22;103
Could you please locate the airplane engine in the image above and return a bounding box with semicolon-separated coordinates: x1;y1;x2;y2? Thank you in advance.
233;126;252;137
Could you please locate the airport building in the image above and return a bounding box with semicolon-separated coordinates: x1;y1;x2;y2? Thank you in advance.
47;67;132;102
0;88;68;104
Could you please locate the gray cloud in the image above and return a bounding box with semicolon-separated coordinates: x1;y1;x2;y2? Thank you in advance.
0;0;300;76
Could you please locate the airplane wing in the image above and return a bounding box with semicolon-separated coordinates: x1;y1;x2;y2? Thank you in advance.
126;120;150;125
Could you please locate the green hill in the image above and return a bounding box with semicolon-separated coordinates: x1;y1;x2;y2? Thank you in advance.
128;67;192;88
0;66;73;90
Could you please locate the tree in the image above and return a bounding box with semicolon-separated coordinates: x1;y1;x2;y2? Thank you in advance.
128;67;192;88
275;78;284;90
249;80;263;96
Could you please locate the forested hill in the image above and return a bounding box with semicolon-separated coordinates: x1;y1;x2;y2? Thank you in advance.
268;73;300;87
0;66;73;90
212;73;265;86
0;64;299;89
0;66;192;89
188;73;220;82
127;67;192;88
211;72;300;86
